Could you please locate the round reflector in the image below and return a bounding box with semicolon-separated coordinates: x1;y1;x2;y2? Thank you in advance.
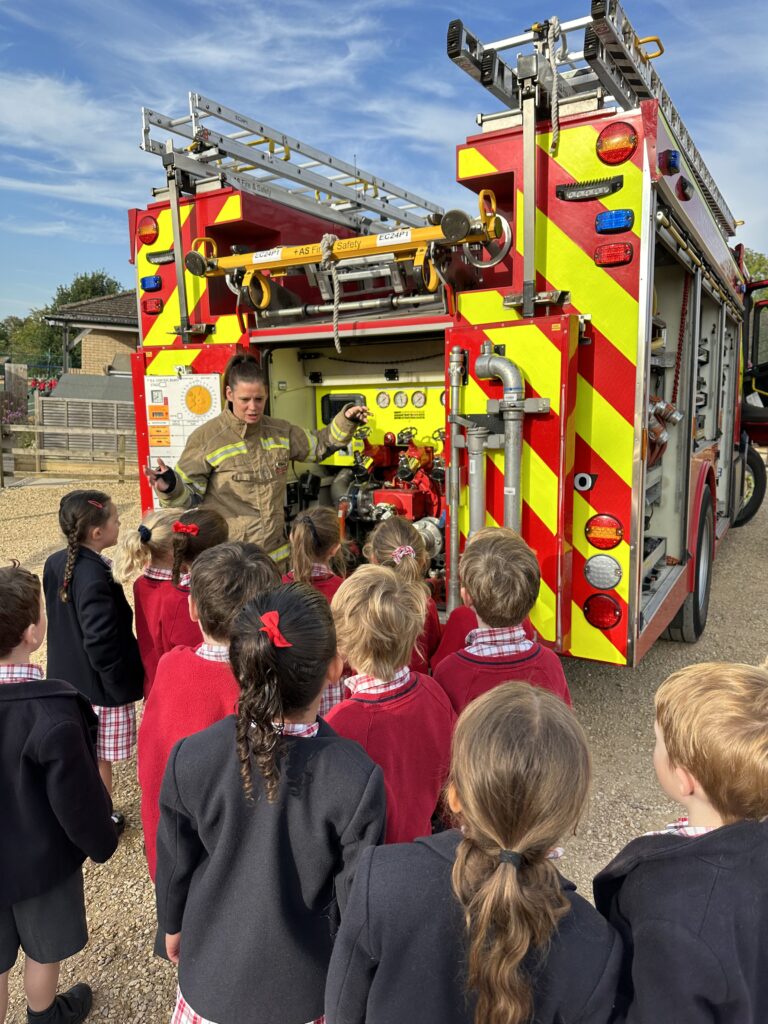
583;593;622;630
137;215;159;246
585;513;624;550
596;121;638;166
584;554;623;590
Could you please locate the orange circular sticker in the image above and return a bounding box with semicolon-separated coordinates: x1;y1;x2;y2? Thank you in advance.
185;385;213;416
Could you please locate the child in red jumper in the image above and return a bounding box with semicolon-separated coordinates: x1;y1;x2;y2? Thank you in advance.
433;527;571;715
112;508;199;698
364;517;441;674
138;541;280;880
282;506;346;603
327;565;455;843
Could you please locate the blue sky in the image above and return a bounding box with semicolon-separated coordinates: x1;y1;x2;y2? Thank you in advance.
1;0;766;319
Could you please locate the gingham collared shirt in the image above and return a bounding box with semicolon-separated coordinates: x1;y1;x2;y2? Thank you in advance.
280;720;320;739
311;563;333;580
0;663;44;684
645;816;718;838
464;624;533;658
344;665;411;697
143;565;191;586
195;643;230;663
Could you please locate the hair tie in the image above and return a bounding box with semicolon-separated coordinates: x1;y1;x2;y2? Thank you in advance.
138;524;152;543
499;850;522;867
392;545;415;565
259;610;293;648
297;514;321;549
173;521;200;536
87;499;104;509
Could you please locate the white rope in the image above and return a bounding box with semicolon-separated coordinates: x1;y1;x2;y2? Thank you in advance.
320;233;342;354
547;17;561;156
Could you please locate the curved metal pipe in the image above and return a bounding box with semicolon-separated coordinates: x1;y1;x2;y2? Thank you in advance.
476;351;525;532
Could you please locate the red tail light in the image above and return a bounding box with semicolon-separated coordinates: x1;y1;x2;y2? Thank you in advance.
594;242;633;267
583;593;622;630
596;121;638;165
142;298;163;315
137;215;159;246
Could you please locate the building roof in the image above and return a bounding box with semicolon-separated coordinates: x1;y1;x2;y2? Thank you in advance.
45;291;138;328
52;373;135;402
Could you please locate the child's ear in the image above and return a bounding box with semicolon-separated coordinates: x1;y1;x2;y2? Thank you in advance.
325;651;344;685
446;782;462;815
328;543;342;558
188;594;200;624
460;586;474;609
22;620;44;653
673;764;697;799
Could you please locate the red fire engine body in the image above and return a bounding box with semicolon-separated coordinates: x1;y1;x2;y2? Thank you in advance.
129;2;762;666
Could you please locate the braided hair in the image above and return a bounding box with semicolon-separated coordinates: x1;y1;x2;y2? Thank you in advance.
230;583;336;802
57;490;111;602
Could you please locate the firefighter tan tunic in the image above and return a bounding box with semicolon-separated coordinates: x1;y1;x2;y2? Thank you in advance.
160;405;355;560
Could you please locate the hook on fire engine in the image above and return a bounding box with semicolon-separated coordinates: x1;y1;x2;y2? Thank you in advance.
244;270;272;311
638;35;664;60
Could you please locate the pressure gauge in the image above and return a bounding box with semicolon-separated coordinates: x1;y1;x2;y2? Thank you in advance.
393;390;408;408
440;390;446;406
412;390;427;409
376;391;390;409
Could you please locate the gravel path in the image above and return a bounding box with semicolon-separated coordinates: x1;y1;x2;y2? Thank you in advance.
1;476;766;1022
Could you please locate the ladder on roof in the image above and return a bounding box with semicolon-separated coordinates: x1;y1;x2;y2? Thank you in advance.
141;93;443;234
447;0;736;238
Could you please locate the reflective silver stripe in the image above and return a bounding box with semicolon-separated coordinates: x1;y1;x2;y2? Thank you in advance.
207;443;248;468
269;543;291;563
305;431;319;460
177;466;205;495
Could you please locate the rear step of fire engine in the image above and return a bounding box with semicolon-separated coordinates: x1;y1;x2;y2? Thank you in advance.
447;0;735;238
142;93;443;234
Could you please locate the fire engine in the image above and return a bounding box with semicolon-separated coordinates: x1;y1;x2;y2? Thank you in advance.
128;0;765;666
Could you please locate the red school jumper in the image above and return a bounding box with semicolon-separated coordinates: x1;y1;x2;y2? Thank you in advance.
433;630;571;717
282;567;344;603
137;644;239;880
430;606;536;670
409;597;442;675
325;669;455;844
133;571;202;698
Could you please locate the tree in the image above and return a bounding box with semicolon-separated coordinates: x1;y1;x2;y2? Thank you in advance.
744;248;768;302
0;270;126;371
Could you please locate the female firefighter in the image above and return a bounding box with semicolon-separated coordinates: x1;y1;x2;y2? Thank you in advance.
144;353;368;565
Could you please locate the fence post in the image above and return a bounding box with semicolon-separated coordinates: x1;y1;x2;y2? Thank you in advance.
34;391;41;474
117;434;126;483
0;426;5;488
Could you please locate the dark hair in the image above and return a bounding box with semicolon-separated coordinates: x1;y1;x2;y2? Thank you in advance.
224;352;267;393
230;583;336;802
170;508;229;585
289;507;345;584
0;562;42;658
190;542;282;641
57;490;111;602
450;685;590;1024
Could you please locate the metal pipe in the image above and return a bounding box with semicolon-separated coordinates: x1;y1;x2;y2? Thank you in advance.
519;58;538;318
467;425;489;537
447;347;465;612
476;348;525;531
166;154;191;343
258;293;438;319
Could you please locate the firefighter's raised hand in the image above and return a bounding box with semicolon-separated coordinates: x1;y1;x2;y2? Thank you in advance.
144;457;174;494
344;405;370;424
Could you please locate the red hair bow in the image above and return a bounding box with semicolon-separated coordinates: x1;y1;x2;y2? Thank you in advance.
259;610;293;648
173;521;200;536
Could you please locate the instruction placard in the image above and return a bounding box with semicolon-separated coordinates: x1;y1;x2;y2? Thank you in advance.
145;374;222;488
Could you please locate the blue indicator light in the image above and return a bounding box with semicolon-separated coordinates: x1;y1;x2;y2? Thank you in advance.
140;275;162;292
659;149;681;175
595;209;635;234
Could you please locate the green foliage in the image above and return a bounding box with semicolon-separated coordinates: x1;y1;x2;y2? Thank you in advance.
744;249;768;302
0;269;126;371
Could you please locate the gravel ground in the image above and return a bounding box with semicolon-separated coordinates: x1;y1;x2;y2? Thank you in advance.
1;474;766;1022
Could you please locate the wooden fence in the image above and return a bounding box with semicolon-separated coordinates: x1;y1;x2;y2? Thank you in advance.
0;394;139;487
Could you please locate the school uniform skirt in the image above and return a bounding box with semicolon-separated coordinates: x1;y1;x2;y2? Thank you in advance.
172;988;324;1024
92;703;137;762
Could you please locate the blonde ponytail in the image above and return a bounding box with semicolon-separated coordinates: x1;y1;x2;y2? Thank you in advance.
449;684;590;1024
112;508;178;583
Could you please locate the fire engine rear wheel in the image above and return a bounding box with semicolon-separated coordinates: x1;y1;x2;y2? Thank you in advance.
732;444;766;528
662;488;713;644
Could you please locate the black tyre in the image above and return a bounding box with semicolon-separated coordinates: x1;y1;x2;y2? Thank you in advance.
733;444;766;528
662;488;714;643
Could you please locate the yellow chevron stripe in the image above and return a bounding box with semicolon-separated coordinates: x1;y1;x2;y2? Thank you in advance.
485;324;562;415
572;492;631;605
574;376;634;488
456;290;510;326
138;207;206;348
537;125;643;230
457;147;499;179
146;348;201;374
530;577;557;642
570;601;627;664
214;194;242;223
515;189;639;365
